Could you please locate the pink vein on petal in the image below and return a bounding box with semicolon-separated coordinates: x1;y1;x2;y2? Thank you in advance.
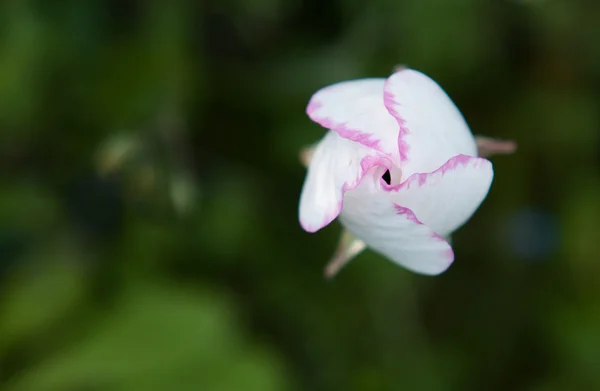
383;154;487;192
394;204;455;261
336;125;381;150
394;204;422;225
315;116;382;150
306;98;384;152
383;88;410;161
303;155;392;233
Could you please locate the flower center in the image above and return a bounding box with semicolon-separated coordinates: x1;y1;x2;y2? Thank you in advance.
382;170;391;185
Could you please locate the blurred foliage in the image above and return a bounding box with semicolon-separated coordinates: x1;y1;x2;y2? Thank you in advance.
1;0;600;390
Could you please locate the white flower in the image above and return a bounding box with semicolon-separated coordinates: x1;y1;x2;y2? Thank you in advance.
298;68;516;277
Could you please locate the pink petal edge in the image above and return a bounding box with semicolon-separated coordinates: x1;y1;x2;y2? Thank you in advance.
382;154;489;192
301;154;489;233
306;96;385;152
394;204;455;263
300;155;392;233
383;80;410;161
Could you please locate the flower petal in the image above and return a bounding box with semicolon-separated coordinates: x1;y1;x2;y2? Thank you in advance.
306;79;402;163
339;184;454;275
338;155;493;275
383;69;478;177
299;131;392;233
386;155;494;237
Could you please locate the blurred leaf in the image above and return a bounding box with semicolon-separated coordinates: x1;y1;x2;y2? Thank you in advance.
200;168;265;258
169;171;200;216
5;281;290;391
0;250;87;352
397;0;499;80
548;302;600;391
0;2;46;133
511;88;599;153
561;178;600;297
0;183;61;234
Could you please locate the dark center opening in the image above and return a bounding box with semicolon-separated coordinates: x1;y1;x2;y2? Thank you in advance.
382;170;391;185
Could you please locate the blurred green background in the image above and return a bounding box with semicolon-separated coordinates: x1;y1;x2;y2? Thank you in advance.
1;0;599;390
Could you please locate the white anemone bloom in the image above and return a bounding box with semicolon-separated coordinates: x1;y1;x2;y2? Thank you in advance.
298;68;515;277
